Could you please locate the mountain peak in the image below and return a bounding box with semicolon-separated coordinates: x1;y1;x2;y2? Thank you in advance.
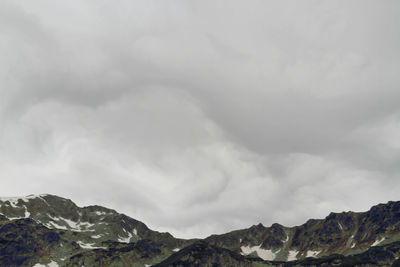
1;196;400;266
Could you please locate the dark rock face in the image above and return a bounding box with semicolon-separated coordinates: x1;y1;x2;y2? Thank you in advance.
154;241;400;267
282;241;400;267
0;195;195;266
204;201;400;261
1;195;400;266
0;218;61;267
153;241;257;267
67;240;166;266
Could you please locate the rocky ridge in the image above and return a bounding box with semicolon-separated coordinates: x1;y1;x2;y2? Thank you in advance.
0;194;193;266
205;201;400;261
1;195;400;266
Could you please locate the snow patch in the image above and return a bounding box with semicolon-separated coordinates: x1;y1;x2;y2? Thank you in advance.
0;195;48;205
172;248;180;252
306;250;320;257
283;234;289;242
0;197;21;207
46;216;96;232
372;237;385;247
48;214;60;221
62;218;79;228
33;261;59;267
350;235;356;248
338;222;343;231
78;221;97;229
287;250;299;261
92;234;103;239
7;217;21;220
24;207;30;218
118;231;135;243
48;221;68;230
240;244;276;261
77;241;106;249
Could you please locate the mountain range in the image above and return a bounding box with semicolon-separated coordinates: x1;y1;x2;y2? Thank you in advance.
1;194;400;266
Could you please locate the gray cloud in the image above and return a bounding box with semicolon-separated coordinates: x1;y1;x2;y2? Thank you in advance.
1;0;400;238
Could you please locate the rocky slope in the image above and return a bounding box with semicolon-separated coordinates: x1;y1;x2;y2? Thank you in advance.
1;195;400;266
0;194;193;266
154;240;400;267
205;201;400;261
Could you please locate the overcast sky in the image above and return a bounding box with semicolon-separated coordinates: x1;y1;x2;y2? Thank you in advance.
1;0;400;238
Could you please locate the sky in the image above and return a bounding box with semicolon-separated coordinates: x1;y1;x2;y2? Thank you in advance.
1;0;400;238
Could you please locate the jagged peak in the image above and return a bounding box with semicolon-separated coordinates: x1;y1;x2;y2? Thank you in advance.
1;195;400;266
250;222;265;229
82;204;117;214
0;194;73;204
270;222;285;229
0;194;46;201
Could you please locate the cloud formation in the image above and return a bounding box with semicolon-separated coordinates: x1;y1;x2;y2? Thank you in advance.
1;0;400;238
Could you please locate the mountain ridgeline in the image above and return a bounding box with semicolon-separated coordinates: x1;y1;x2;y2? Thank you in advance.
0;195;400;266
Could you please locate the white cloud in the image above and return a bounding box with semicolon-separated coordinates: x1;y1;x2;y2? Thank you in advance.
0;0;400;238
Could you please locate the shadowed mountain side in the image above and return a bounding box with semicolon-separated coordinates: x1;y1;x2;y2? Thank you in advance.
205;201;400;261
0;195;197;266
154;240;400;267
153;240;260;267
1;195;400;266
